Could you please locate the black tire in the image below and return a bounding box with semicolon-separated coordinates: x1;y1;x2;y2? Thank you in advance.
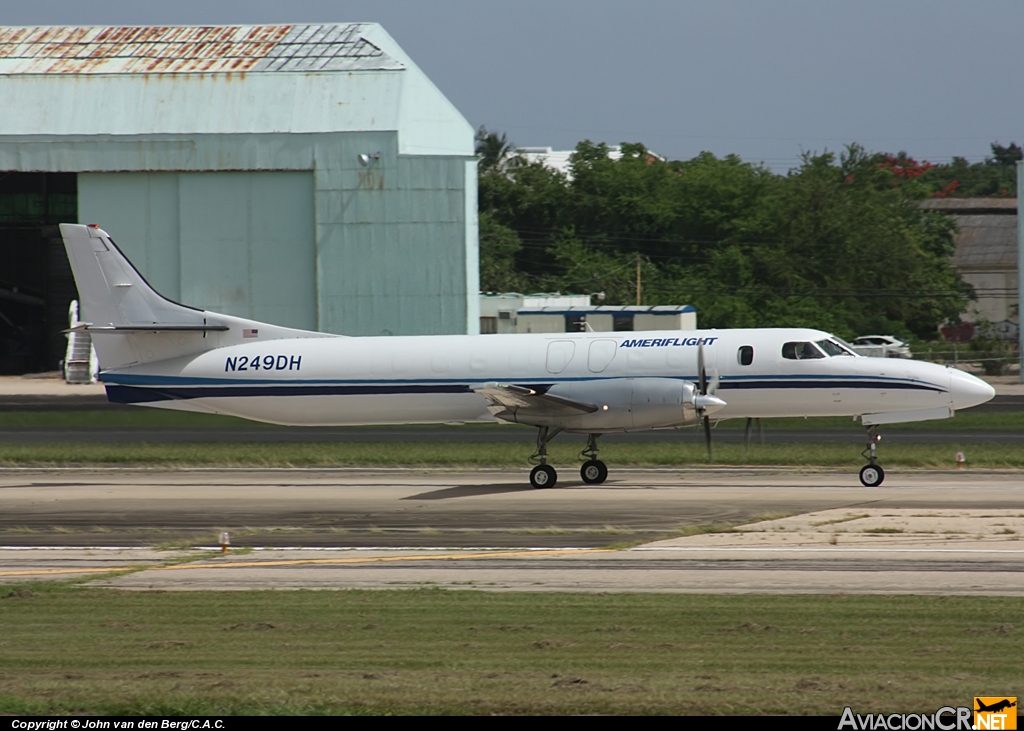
530;464;557;489
859;464;885;487
580;459;608;485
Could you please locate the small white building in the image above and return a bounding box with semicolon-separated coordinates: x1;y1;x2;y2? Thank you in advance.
480;295;696;334
479;293;590;334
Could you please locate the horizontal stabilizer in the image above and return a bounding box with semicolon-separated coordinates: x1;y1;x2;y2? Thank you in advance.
66;324;231;333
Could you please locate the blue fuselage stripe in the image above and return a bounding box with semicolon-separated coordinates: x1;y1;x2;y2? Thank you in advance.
105;377;946;404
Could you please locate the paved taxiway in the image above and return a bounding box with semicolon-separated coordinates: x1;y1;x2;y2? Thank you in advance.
3;468;1024;547
1;469;1023;594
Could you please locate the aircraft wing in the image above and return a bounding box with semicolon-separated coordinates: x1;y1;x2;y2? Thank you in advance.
473;382;599;418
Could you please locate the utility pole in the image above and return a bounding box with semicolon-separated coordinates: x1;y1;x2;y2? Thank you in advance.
1018;161;1023;382
636;256;642;306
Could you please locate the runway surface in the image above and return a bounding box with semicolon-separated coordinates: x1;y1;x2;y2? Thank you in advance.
1;468;1023;595
2;467;1023;548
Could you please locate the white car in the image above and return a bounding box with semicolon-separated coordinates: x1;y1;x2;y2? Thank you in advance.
852;335;913;359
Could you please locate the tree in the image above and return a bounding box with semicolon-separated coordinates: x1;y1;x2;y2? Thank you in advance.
990;141;1023;167
475;126;518;172
475;133;974;338
478;213;529;293
918;141;1021;198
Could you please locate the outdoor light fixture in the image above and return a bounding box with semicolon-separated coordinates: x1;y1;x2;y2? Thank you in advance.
357;152;381;167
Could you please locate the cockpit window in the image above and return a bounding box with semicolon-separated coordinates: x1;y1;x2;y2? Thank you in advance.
831;336;861;356
816;339;854;356
782;341;825;360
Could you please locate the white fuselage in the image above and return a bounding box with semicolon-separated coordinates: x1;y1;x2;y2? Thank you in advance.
100;327;992;430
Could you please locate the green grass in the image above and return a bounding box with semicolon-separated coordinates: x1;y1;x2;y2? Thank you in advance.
1;441;1022;468
0;584;1018;715
1;409;1022;431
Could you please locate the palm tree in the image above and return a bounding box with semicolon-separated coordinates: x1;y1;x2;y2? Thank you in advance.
475;126;516;171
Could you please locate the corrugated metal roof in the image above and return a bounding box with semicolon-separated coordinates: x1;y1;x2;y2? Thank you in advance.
920;197;1017;214
0;23;405;74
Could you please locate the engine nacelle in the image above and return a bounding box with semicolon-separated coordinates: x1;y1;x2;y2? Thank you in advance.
628;378;701;429
535;377;702;431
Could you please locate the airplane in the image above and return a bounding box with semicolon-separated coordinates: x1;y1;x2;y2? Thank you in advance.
975;699;1017;714
59;223;996;489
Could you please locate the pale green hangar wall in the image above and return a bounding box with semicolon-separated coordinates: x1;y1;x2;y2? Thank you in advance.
1;131;478;336
78;171;318;331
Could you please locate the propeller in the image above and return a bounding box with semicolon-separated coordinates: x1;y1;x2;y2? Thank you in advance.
695;343;726;462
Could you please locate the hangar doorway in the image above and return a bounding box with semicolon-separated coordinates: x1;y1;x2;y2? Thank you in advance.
0;173;77;374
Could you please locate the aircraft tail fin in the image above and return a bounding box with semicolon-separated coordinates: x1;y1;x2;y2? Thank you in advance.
60;223;332;371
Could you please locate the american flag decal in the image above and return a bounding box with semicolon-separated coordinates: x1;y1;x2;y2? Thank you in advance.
243;328;259;338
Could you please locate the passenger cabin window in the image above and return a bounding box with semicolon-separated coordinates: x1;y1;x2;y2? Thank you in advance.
782;341;825;360
737;345;754;366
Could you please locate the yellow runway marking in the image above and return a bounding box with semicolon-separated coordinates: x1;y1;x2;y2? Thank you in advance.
0;548;612;578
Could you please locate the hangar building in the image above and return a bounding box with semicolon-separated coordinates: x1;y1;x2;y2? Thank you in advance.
0;23;479;374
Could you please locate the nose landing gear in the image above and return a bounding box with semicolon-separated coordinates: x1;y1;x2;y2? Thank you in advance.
859;426;885;487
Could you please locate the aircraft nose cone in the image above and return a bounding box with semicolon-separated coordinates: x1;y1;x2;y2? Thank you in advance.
949;370;996;411
695;394;727;416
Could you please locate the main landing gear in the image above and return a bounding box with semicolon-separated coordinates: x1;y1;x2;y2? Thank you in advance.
579;433;608;485
528;429;608;488
529;426;563;489
859;425;885;487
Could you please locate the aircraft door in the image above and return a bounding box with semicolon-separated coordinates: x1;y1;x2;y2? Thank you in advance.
546;340;576;374
587;339;617;373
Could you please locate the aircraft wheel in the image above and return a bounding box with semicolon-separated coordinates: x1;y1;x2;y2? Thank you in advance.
530;465;558;489
859;464;885;487
580;460;608;485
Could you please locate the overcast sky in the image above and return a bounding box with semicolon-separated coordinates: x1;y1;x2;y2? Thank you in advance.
5;1;1023;171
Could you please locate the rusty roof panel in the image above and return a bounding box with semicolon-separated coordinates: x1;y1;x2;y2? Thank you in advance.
0;23;404;74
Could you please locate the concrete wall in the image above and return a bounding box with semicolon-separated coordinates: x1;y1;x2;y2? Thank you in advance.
517;314;569;334
961;269;1018;327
